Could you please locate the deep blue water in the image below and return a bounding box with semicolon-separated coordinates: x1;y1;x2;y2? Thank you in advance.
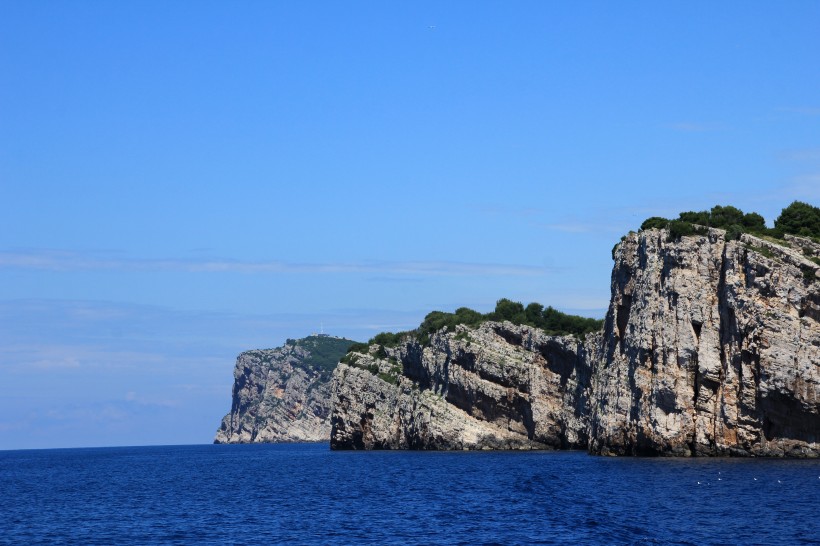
1;444;819;545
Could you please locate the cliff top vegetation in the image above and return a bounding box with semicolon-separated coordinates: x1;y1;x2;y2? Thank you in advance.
638;201;820;242
282;335;360;373
346;299;603;355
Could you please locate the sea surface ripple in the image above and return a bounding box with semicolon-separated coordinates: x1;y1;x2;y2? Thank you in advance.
1;444;818;545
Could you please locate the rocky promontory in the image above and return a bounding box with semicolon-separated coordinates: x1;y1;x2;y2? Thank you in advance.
215;335;357;444
329;203;820;456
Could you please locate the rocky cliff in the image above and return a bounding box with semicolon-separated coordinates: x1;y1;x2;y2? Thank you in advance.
215;335;357;444
589;229;820;457
331;322;599;450
330;228;820;456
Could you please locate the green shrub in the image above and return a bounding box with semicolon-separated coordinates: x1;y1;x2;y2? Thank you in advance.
668;220;695;240
611;236;626;259
292;335;360;374
678;211;710;225
640;217;670;230
724;224;743;241
371;331;406;348
378;372;400;385
774;201;820;239
741;212;766;232
417;307;484;339
538;305;603;337
340;353;360;365
366;299;605;349
639;202;819;243
709;205;744;227
488;298;526;323
347;342;369;354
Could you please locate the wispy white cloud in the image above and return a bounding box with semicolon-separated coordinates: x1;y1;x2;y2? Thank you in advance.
0;345;86;371
0;250;547;277
31;356;81;370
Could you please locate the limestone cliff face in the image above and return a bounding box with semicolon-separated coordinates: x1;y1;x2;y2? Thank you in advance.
589;229;820;457
330;322;597;450
215;336;355;444
330;228;820;456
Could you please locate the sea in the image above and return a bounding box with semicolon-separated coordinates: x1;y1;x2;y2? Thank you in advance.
1;444;818;545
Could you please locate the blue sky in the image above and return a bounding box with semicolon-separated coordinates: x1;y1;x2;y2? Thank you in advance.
2;2;819;449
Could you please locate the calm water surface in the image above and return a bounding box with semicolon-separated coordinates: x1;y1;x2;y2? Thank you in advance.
1;444;818;545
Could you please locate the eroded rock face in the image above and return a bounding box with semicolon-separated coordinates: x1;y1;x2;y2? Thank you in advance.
330;228;820;456
330;322;597;450
589;228;820;457
215;337;353;444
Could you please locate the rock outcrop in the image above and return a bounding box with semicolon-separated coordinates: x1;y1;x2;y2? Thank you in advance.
330;228;820;456
215;335;356;444
589;229;820;457
331;322;598;450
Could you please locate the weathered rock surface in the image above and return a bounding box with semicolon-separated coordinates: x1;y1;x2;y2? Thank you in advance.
215;336;356;444
589;228;820;457
330;322;597;450
330;227;820;456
